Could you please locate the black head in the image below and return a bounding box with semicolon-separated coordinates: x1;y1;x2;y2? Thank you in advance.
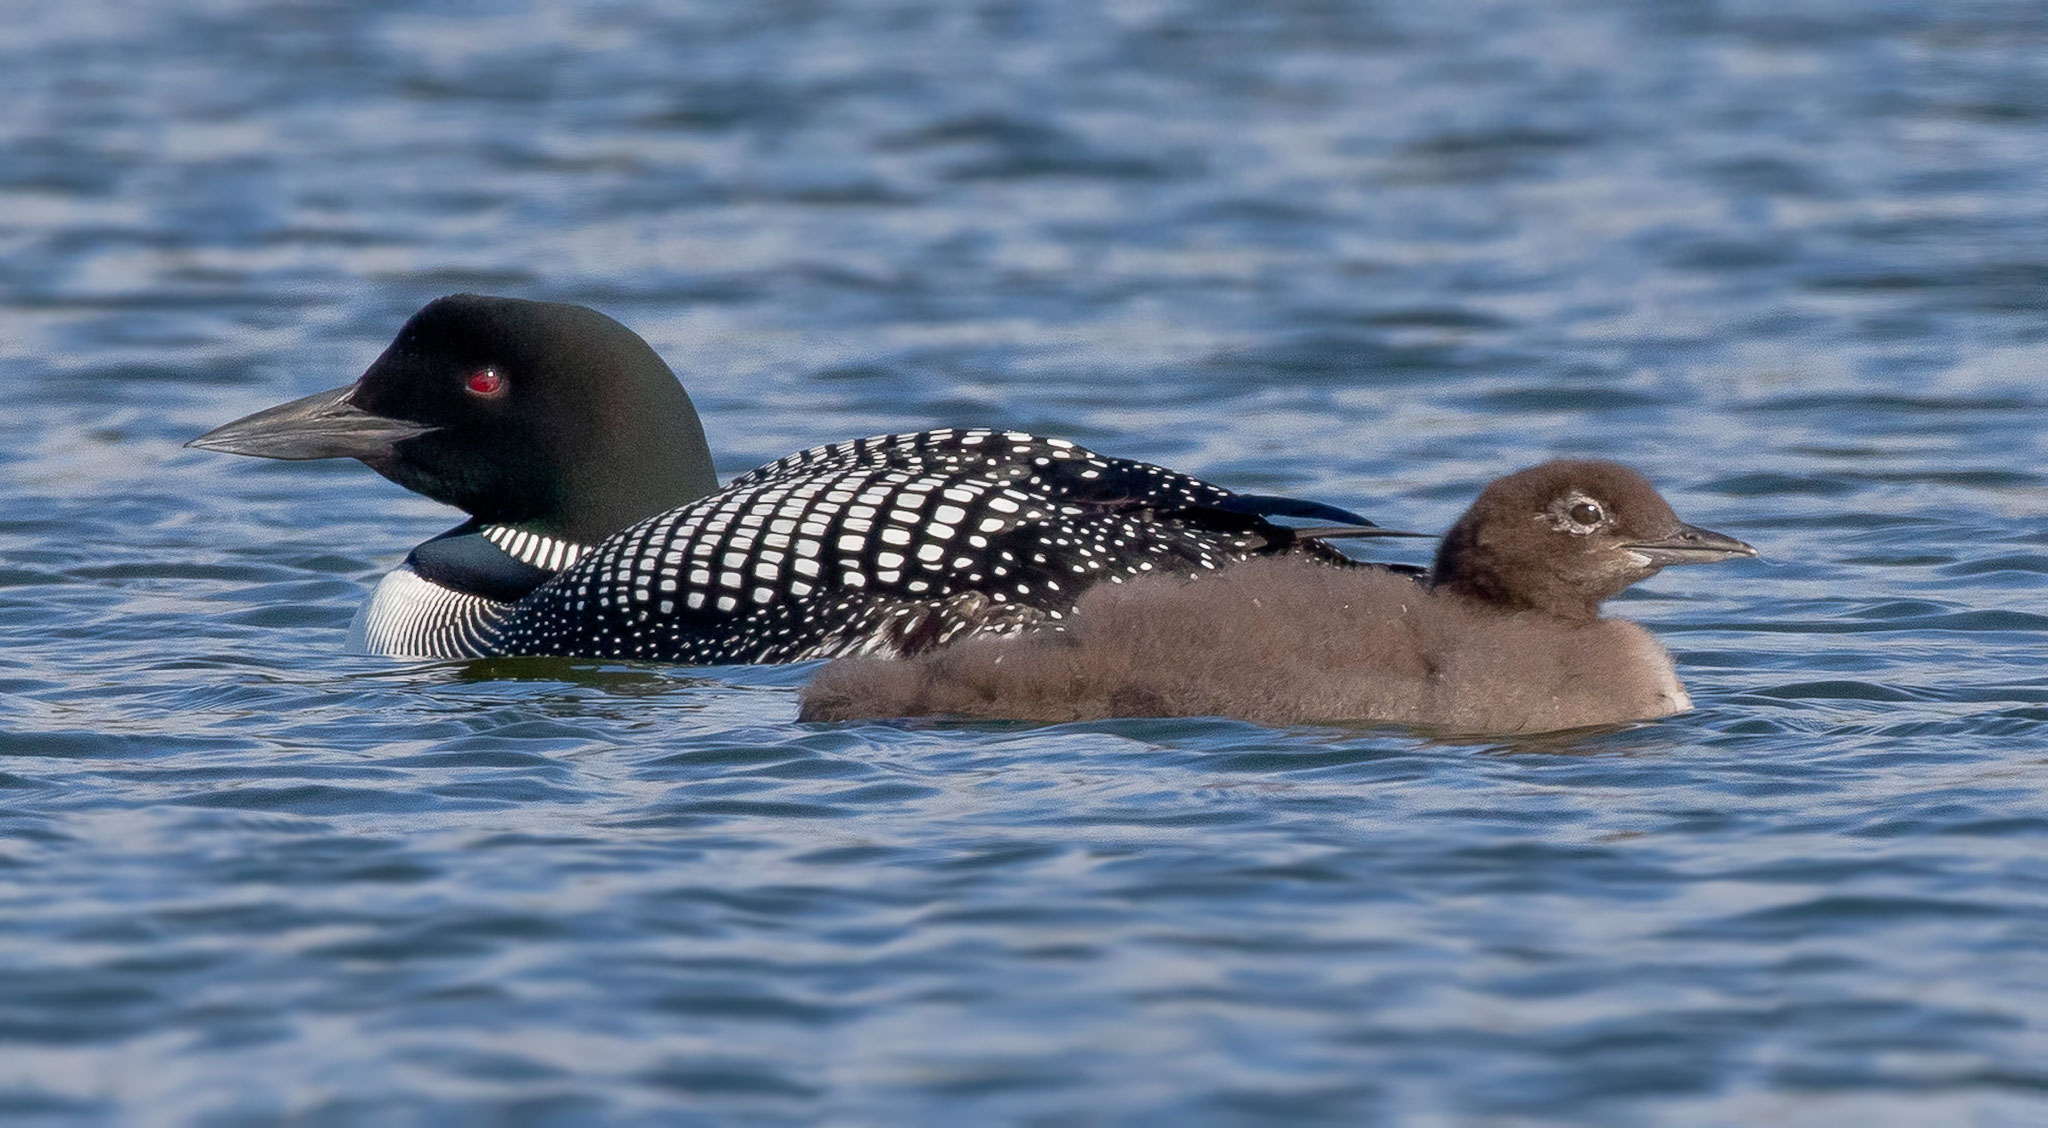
190;295;719;543
1429;460;1753;623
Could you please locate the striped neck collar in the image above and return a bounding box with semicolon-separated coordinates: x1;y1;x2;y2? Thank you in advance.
479;524;590;572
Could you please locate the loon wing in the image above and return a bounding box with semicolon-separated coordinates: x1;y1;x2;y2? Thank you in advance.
485;455;1277;664
482;428;1414;664
728;430;1407;532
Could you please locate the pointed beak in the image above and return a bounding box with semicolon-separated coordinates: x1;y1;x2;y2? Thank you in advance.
1623;522;1757;567
186;383;436;462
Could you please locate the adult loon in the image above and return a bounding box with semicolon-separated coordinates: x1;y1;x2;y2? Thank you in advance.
190;294;1417;663
799;460;1756;734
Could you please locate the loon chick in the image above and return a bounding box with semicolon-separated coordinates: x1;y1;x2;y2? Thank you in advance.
190;294;1417;663
798;460;1756;734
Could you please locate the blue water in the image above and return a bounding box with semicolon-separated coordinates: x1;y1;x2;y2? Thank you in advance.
5;1;2048;1124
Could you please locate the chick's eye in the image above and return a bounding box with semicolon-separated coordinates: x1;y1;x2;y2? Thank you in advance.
1568;501;1603;526
465;368;504;396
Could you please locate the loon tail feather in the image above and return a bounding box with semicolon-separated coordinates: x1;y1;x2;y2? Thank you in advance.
1283;524;1436;541
1207;492;1378;527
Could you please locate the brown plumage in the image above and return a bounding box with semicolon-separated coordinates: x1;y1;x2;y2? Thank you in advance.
798;461;1754;735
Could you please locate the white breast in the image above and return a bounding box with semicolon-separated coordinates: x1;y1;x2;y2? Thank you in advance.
1617;620;1693;716
345;563;508;659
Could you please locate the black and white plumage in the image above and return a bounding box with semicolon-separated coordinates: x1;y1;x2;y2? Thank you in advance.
485;428;1371;662
345;521;588;656
191;295;1414;664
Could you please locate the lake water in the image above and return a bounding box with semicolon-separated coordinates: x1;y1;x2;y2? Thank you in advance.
4;1;2047;1124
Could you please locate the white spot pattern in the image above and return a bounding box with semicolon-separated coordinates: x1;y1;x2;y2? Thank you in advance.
384;429;1324;663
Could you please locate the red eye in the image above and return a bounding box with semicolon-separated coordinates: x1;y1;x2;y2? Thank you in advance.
466;368;504;396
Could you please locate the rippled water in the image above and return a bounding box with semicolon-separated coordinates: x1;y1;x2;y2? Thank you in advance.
5;1;2048;1124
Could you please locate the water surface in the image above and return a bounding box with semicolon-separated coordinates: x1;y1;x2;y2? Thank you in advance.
3;1;2047;1124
